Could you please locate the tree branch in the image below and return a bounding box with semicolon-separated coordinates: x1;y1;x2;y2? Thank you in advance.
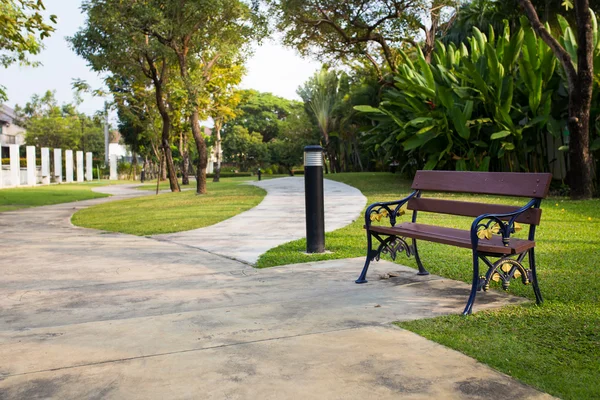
518;0;577;86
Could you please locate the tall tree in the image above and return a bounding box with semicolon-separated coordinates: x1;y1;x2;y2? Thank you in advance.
269;0;456;77
17;90;105;158
298;67;344;173
136;0;267;194
222;90;303;142
0;0;56;101
206;65;244;182
70;0;181;192
519;0;595;198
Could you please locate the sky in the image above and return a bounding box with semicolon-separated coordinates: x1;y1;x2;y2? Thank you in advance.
1;0;321;119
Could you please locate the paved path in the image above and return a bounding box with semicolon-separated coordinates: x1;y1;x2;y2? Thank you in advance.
0;183;552;399
154;177;367;264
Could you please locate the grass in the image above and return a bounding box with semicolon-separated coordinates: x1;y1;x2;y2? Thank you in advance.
72;178;266;235
256;172;600;400
136;175;290;191
0;183;111;212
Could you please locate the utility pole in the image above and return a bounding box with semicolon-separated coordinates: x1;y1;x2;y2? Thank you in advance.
104;101;110;163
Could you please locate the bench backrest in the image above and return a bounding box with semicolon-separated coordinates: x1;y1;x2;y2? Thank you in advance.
407;171;552;225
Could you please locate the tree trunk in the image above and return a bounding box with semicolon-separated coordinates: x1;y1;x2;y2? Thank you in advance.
156;152;163;195
568;0;594;198
190;110;208;194
213;119;223;183
160;153;167;181
146;55;180;192
422;3;440;63
181;132;190;185
568;87;594;198
519;0;595;198
131;151;138;180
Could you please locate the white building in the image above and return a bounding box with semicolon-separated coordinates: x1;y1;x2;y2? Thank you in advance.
0;105;26;156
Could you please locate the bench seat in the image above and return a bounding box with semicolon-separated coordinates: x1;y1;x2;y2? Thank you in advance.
369;222;535;255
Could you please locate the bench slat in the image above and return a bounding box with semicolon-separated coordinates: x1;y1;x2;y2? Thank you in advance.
369;222;535;255
407;198;542;225
411;171;552;198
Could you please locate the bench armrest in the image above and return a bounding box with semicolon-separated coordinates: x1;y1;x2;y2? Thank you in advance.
365;190;419;229
470;198;539;247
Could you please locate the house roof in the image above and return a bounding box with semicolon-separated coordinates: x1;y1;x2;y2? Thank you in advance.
0;104;18;124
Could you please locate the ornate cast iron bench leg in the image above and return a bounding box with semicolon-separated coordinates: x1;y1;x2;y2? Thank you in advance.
412;239;429;276
463;249;480;315
356;231;373;283
529;248;543;304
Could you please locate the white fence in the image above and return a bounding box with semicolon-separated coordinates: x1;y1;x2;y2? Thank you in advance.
0;145;96;189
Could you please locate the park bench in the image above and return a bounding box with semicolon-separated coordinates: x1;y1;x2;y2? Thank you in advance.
356;170;552;315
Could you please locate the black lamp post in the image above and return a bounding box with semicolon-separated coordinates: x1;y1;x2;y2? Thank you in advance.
304;145;325;253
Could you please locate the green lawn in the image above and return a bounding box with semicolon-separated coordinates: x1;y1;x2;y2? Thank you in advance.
256;172;600;400
0;183;111;212
136;175;289;191
72;179;266;235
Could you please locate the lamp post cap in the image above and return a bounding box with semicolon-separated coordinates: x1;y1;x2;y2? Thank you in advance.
304;145;323;152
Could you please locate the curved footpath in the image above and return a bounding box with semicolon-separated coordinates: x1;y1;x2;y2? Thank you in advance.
153;177;367;264
0;179;551;399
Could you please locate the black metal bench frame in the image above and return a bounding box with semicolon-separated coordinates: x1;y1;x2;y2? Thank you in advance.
355;171;552;315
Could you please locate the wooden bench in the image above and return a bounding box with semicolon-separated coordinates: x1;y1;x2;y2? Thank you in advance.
356;171;552;315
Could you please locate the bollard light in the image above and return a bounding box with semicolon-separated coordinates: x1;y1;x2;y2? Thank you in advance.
304;145;325;253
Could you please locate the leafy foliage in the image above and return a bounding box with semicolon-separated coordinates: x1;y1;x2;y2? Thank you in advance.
223;90;304;142
358;20;581;173
16;90;105;159
0;0;56;100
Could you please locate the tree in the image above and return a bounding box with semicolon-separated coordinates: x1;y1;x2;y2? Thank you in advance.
18;90;105;158
519;0;595;198
0;0;56;101
298;67;344;172
206;65;244;182
269;0;456;77
269;107;316;175
137;0;267;194
70;0;181;192
222;125;268;171
222;90;304;142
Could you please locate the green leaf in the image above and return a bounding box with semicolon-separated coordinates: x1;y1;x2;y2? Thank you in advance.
524;115;549;129
424;155;438;170
502;27;524;71
557;14;570;35
473;27;487;55
463;100;473;120
456;159;467;171
406;117;433;127
491;130;512;140
467;118;492;127
354;105;383;114
472;140;488;148
437;86;454;109
450;107;469;139
502;142;516;151
402;130;436;150
416;47;435;90
478;156;491;171
416;125;435;135
558;145;569;151
523;26;540;70
591;138;600;151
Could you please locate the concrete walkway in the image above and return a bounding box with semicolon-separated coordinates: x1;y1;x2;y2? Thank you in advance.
0;183;552;399
153;177;367;264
